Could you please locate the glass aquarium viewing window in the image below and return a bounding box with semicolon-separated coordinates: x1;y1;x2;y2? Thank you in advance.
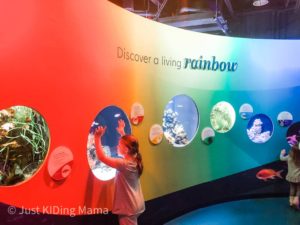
239;103;253;120
87;105;131;181
210;101;236;133
247;114;273;144
0;106;49;186
162;95;199;147
277;111;293;127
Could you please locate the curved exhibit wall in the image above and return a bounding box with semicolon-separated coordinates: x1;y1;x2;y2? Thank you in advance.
0;0;299;215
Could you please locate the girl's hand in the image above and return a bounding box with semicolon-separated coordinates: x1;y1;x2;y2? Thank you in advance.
116;119;125;136
280;149;286;156
94;126;107;137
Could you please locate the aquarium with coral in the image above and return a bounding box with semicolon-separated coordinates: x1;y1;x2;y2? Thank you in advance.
87;105;131;181
247;114;273;144
0;106;49;186
162;95;199;147
286;122;300;146
210;101;236;133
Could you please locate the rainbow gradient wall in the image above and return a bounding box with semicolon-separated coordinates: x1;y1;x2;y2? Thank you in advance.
0;0;299;215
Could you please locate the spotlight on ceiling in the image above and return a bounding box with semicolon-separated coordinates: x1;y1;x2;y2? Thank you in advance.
253;0;269;7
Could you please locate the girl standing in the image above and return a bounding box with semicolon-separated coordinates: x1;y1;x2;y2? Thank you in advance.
94;119;145;225
280;144;300;209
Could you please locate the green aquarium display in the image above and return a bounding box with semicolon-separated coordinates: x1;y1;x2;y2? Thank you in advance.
210;101;236;133
0;106;49;186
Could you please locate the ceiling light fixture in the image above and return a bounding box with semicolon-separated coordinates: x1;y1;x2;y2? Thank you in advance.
253;0;269;7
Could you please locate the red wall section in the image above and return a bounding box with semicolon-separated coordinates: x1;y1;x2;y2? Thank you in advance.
0;0;134;214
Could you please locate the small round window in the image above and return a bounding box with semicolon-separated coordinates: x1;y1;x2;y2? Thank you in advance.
247;114;273;144
0;106;50;186
162;95;199;147
277;111;293;127
239;103;253;120
201;127;215;145
210;101;236;133
87;105;131;181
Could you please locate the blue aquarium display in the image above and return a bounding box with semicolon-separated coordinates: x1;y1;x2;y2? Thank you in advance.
277;111;293;127
247;114;273;144
286;122;300;146
210;101;236;133
162;95;199;147
239;103;254;120
87;105;131;181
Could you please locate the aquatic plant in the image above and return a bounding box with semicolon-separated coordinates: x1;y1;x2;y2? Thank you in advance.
0;106;49;185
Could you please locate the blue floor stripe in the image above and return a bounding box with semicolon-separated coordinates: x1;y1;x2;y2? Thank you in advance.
165;198;300;225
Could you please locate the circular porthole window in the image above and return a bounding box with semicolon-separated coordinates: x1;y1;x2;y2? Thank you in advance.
239;103;253;120
201;127;215;145
210;101;236;133
130;102;144;126
149;124;163;145
162;95;199;147
87;105;131;181
277;111;293;127
0;106;50;186
247;114;273;143
286;122;300;146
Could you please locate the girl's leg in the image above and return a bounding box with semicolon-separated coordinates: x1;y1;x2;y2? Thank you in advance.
290;182;297;206
118;215;138;225
294;182;300;209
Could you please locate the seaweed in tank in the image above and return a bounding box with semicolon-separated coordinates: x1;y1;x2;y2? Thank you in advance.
0;106;49;185
210;102;235;133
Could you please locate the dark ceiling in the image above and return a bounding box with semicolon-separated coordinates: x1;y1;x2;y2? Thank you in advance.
109;0;300;39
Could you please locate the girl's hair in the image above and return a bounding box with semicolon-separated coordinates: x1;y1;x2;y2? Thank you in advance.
290;144;300;166
121;135;143;176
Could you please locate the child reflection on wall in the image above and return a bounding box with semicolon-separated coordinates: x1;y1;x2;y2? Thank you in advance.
247;118;271;143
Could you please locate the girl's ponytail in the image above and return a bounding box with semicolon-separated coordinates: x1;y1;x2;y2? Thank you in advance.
121;135;143;176
135;151;143;176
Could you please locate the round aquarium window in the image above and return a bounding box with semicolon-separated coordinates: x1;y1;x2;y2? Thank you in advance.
130;102;144;126
87;105;131;181
201;127;215;145
239;103;253;120
247;114;273;143
0;106;50;186
286;122;300;146
149;124;163;145
210;101;236;133
277;111;293;127
162;95;199;147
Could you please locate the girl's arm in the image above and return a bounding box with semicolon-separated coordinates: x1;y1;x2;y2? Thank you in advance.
280;149;288;161
94;126;124;169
